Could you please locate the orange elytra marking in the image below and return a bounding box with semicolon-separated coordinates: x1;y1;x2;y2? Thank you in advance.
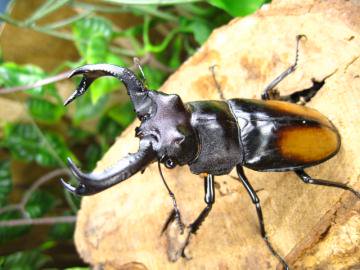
278;125;340;163
253;99;334;128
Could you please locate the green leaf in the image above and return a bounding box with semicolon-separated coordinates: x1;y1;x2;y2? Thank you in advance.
3;123;76;167
97;115;124;146
72;16;124;104
207;0;267;17
67;126;92;142
86;35;108;64
90;78;117;105
73;92;108;124
84;143;102;171
48;212;75;240
142;66;166;90
189;19;212;44
169;36;182;69
27;97;65;124
107;102;136;128
0;63;44;89
25;190;56;218
4;123;42;163
0;62;57;97
39;132;77;167
0;249;51;270
72;16;113;57
89;53;125;104
0;160;12;207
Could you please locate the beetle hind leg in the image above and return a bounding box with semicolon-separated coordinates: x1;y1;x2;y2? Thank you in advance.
236;165;290;270
295;170;360;199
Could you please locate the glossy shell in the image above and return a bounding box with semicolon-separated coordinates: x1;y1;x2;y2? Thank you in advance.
228;99;340;172
186;101;242;175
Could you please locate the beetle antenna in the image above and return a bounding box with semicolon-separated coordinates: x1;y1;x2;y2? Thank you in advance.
209;65;225;100
158;161;184;234
133;57;148;87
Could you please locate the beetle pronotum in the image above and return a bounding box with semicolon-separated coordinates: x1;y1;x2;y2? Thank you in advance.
61;36;360;269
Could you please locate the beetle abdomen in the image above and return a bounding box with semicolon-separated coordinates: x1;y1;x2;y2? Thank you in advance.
227;99;340;172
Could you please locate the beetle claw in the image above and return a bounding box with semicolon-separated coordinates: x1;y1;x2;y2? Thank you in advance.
60;178;77;193
66;157;82;179
64;158;97;195
66;157;94;182
61;178;87;195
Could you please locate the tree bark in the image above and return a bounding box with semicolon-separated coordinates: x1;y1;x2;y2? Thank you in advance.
74;0;360;269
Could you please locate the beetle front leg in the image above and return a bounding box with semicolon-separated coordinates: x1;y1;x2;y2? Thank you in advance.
158;162;184;234
189;174;215;234
164;174;215;261
236;165;290;270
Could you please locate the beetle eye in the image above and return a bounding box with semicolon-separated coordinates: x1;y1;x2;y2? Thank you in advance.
135;126;143;137
140;114;150;122
165;158;176;169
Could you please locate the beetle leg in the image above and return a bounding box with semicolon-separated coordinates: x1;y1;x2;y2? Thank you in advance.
189;174;215;234
158;162;184;234
236;165;290;270
276;78;325;105
295;169;360;199
164;174;215;261
262;35;305;101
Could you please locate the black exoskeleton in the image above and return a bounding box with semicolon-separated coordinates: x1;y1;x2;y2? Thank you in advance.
62;36;360;270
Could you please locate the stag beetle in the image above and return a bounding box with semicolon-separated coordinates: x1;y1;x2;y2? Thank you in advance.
61;36;360;270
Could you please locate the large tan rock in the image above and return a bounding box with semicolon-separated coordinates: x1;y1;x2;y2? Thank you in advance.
74;0;360;269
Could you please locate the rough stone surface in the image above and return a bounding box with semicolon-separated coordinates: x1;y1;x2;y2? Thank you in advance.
74;0;360;269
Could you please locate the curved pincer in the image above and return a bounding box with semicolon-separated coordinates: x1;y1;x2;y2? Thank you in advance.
66;157;94;182
61;139;156;196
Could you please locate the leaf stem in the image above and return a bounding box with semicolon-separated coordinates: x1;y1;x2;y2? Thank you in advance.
25;0;72;25
0;216;77;227
0;169;71;217
42;10;93;30
0;71;71;94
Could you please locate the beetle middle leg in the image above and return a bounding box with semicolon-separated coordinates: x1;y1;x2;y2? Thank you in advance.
236;165;290;270
295;169;360;199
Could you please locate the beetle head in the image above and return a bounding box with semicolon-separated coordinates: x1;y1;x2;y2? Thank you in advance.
135;91;198;168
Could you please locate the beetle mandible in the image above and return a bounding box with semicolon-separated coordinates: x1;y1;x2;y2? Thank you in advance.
61;36;360;270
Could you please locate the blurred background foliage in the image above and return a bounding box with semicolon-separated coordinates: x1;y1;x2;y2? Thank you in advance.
0;0;269;268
